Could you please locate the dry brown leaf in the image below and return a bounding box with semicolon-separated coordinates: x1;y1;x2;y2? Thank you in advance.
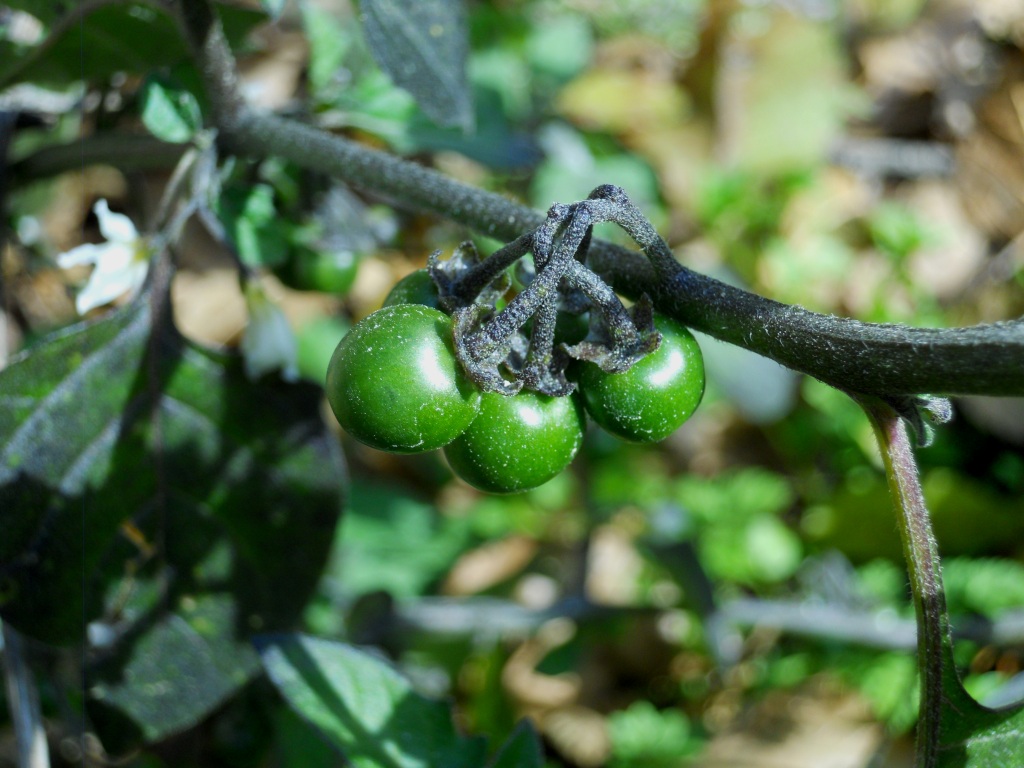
701;689;884;768
441;535;538;596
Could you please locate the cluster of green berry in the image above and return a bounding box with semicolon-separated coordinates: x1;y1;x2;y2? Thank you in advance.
325;187;705;494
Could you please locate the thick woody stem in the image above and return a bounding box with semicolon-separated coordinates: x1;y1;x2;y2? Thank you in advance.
174;0;1024;398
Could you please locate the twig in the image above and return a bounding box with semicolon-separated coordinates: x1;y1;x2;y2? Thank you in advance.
0;109;16;369
828;137;955;179
10;133;185;184
361;594;1024;651
1;622;50;768
862;398;963;767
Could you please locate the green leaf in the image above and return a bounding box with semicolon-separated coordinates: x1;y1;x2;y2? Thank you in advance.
303;6;352;97
273;703;343;768
0;298;344;741
331;480;470;599
488;720;544;768
608;700;701;766
258;634;488;768
139;75;203;143
216;184;290;268
937;698;1024;767
524;15;592;79
943;558;1024;618
89;593;261;744
0;2;265;87
868;202;933;261
359;0;474;131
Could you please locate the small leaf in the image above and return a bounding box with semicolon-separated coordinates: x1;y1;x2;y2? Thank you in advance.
139;75;203;143
488;720;544;768
359;0;474;131
216;184;290;268
258;634;487;768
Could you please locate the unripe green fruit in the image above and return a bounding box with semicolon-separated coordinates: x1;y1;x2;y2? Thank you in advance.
578;317;704;443
326;304;481;453
444;390;585;493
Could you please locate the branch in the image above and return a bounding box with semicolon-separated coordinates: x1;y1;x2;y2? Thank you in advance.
351;594;1024;652
862;399;982;767
173;0;1024;397
10;133;185;184
1;622;50;768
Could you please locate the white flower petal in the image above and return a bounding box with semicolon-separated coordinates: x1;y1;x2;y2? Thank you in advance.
89;242;136;274
94;199;138;244
71;244;149;314
74;268;138;314
57;242;106;268
58;203;150;315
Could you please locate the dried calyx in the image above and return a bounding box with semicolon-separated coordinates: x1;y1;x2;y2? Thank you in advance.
429;185;675;397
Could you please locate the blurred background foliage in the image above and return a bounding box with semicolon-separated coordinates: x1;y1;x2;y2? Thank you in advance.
2;0;1024;766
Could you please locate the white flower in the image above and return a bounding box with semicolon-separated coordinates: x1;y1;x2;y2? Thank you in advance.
241;282;299;382
58;199;149;314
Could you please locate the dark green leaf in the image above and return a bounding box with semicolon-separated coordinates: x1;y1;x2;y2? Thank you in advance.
0;298;344;741
937;694;1024;766
0;300;154;642
0;2;264;87
359;0;474;131
258;634;487;768
89;594;261;743
488;720;543;768
273;703;343;768
139;75;203;143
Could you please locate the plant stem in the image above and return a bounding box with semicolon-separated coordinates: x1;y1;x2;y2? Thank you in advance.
862;399;958;767
10;134;185;184
1;622;50;768
169;0;1024;397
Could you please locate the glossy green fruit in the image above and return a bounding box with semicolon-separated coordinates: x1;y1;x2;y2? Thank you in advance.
444;390;586;493
277;246;360;294
382;269;441;310
578;316;704;443
326;304;481;453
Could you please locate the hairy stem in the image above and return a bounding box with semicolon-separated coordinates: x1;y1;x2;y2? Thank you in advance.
169;0;1024;397
452;232;532;306
862;399;956;767
10;134;185;184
